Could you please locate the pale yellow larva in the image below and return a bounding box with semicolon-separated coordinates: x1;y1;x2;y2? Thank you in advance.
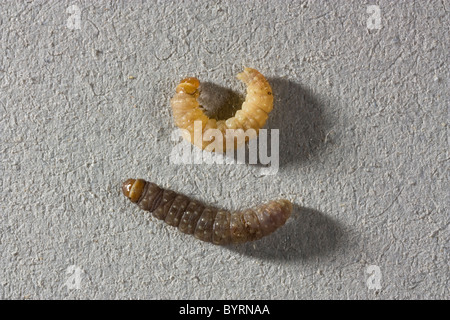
170;67;274;152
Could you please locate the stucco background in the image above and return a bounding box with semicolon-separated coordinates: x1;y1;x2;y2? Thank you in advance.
0;0;448;299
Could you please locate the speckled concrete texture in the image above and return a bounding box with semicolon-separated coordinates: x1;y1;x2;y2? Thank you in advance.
0;0;448;299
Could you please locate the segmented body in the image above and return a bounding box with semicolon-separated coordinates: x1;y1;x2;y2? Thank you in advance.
170;67;274;152
122;178;292;245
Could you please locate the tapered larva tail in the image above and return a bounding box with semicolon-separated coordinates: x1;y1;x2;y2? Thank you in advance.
170;67;274;152
122;178;292;245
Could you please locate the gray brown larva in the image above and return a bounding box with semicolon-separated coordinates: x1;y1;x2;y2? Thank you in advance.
122;178;293;245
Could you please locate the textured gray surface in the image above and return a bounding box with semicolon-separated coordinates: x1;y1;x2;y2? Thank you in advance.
0;0;449;299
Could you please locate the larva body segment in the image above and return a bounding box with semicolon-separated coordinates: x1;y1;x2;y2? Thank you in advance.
122;179;292;245
170;67;274;152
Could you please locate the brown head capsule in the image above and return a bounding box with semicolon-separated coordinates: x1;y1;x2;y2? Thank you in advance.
122;178;146;203
121;178;293;245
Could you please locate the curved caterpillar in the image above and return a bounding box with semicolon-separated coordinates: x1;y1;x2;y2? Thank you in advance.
122;178;292;245
170;67;273;152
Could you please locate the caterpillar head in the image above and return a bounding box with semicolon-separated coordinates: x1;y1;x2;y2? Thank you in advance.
122;178;146;203
176;77;200;98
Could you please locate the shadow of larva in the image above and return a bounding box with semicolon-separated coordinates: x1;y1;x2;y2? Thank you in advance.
267;77;333;169
122;178;293;245
171;76;334;170
227;205;347;262
197;81;245;121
